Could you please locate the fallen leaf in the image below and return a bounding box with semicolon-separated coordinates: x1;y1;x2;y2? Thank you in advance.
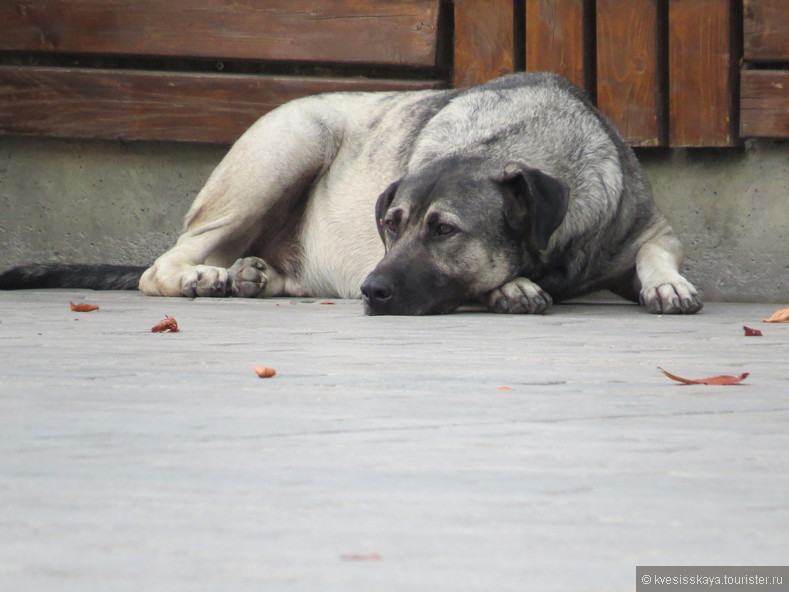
340;553;382;561
151;315;179;333
658;367;749;386
497;386;513;391
70;301;99;312
763;306;789;323
319;301;336;305
743;325;763;337
253;366;277;378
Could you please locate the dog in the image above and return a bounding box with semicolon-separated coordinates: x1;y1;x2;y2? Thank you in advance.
0;72;701;315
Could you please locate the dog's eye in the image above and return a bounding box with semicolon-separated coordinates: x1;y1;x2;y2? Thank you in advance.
385;219;398;234
435;223;456;236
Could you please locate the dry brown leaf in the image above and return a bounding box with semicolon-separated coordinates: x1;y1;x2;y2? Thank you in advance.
70;301;99;312
658;367;749;386
763;306;789;323
151;315;179;333
743;325;763;337
253;366;277;378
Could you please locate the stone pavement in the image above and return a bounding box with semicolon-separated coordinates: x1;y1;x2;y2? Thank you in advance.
1;290;787;591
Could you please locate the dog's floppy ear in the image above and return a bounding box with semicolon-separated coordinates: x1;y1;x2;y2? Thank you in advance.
374;180;400;242
499;164;569;251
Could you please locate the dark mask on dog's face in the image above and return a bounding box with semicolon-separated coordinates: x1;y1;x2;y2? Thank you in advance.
360;158;568;315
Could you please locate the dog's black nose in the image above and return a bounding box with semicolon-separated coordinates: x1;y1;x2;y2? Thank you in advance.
360;274;394;312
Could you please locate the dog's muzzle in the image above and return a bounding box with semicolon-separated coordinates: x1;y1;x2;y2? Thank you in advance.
360;272;396;315
360;265;467;316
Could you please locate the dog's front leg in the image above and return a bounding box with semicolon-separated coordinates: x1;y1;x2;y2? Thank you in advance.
636;232;702;314
486;277;553;314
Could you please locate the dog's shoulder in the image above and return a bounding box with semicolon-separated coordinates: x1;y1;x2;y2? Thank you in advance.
406;73;609;173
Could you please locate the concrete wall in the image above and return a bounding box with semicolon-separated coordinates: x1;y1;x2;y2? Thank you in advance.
637;141;788;303
1;135;787;303
0;137;222;268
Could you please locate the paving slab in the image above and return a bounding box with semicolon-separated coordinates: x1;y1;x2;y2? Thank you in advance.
1;290;788;591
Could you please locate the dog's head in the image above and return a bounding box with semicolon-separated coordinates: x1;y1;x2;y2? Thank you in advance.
361;158;569;315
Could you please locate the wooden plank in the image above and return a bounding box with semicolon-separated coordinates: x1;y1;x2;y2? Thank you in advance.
740;70;789;137
525;0;591;91
596;0;664;146
668;0;736;147
0;66;444;143
744;0;789;62
453;0;516;87
0;0;441;67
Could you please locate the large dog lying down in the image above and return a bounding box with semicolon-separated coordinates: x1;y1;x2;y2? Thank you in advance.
0;73;701;315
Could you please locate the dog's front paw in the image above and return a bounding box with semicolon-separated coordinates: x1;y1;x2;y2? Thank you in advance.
182;265;230;297
228;257;269;298
640;278;702;314
486;277;553;314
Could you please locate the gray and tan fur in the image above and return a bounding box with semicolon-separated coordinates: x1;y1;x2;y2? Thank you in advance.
0;73;701;316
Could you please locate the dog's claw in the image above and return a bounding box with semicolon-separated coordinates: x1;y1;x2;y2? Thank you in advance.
228;257;269;298
180;265;230;297
640;280;702;314
210;280;226;296
523;293;551;313
487;277;552;314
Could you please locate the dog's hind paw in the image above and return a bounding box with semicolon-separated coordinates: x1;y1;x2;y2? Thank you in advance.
640;278;702;314
228;257;269;298
182;265;230;297
486;277;553;314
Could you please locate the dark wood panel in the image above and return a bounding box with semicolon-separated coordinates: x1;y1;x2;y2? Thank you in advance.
0;0;441;67
669;0;737;147
453;0;516;87
596;0;664;146
525;0;591;91
744;0;789;62
740;70;789;137
0;66;444;143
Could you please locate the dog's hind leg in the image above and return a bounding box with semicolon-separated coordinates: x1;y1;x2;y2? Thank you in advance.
635;230;702;314
139;98;341;297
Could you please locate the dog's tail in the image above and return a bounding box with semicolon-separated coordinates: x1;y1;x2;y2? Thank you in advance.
0;263;146;290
